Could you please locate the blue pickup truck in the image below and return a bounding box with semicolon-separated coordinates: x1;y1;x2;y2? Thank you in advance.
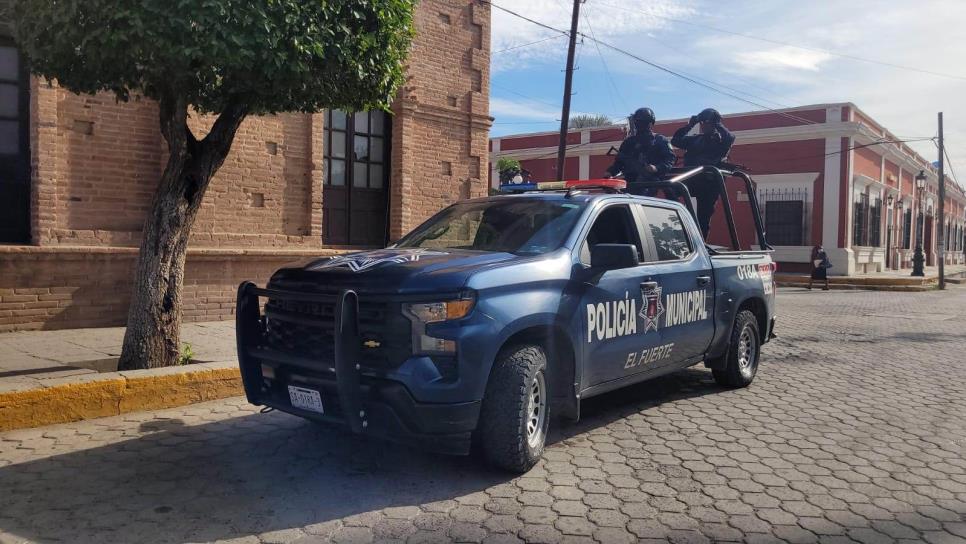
236;169;776;472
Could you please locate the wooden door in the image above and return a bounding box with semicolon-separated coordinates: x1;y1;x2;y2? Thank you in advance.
322;110;390;247
0;41;29;244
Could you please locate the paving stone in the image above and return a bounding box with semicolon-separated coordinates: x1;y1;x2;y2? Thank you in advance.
2;290;966;543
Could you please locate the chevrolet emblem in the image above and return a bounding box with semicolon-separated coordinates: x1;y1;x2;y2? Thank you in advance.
363;340;381;349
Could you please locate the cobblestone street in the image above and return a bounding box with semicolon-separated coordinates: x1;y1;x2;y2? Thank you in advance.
1;288;965;544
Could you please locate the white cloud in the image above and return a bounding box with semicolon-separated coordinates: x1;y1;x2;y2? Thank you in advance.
489;0;966;182
489;97;560;121
734;46;831;72
490;0;697;73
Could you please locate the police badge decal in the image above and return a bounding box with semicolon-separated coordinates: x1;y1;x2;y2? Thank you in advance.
639;283;664;333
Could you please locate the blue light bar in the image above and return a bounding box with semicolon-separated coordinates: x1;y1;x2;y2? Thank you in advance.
499;183;540;193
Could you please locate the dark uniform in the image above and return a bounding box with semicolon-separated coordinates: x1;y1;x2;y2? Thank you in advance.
606;108;675;196
671;108;736;239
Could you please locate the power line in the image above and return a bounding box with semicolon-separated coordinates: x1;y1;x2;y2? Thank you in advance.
493;34;565;54
515;136;937;166
484;0;821;127
594;0;966;82
484;1;570;38
490;82;564;110
939;143;964;191
584;11;628;114
582;34;821;126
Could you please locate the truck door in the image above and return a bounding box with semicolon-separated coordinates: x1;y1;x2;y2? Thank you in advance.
636;204;715;365
577;204;671;387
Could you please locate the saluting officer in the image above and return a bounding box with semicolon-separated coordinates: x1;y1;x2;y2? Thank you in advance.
672;108;736;239
605;107;675;195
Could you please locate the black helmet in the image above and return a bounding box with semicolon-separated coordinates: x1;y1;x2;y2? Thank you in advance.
631;107;656;125
697;108;721;124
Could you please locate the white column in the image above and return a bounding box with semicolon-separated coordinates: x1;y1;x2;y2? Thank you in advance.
578;130;590;180
490;138;501;189
822;138;842;246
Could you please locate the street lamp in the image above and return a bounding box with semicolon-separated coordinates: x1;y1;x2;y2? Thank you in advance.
912;170;927;276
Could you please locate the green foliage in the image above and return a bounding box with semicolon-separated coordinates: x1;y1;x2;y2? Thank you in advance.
177;343;194;366
14;0;416;115
496;157;521;174
569;113;613;129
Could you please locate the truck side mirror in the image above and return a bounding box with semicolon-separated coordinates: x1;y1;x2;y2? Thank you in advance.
590;244;639;270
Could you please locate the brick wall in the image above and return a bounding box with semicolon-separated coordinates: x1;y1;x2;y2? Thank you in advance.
0;247;340;332
2;0;491;331
388;0;490;239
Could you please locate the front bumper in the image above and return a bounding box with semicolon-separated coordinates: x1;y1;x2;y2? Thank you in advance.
236;282;480;455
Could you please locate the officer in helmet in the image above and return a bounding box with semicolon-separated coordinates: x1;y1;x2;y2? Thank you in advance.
605;107;675;195
671;108;736;239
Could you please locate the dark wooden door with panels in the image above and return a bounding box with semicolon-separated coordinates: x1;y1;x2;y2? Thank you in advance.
0;40;29;244
322;110;391;247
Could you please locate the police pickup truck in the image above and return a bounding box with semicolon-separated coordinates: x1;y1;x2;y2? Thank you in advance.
236;168;776;472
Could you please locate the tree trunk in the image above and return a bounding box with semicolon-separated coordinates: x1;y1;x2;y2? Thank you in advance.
118;96;246;370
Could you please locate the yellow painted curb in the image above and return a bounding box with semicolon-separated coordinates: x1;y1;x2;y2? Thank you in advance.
0;366;244;432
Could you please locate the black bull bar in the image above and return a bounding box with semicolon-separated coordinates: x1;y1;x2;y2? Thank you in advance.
235;283;368;433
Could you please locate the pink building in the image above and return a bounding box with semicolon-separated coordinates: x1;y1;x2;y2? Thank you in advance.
490;103;966;275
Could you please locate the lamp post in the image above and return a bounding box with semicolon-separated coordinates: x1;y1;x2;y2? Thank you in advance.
887;195;895;269
912;170;927;277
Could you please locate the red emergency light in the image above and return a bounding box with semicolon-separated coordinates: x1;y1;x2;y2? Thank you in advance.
533;179;626;191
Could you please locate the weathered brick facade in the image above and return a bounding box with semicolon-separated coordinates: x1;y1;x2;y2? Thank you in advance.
0;0;491;331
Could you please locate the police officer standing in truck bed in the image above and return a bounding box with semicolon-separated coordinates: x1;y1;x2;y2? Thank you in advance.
605;107;675;195
672;108;736;239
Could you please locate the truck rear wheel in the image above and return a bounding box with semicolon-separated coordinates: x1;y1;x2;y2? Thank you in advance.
712;310;760;388
478;344;549;473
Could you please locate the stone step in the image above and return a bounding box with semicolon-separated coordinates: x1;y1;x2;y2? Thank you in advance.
774;274;933;287
777;282;933;292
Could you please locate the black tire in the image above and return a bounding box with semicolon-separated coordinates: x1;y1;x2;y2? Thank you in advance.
712;310;761;388
478;344;550;473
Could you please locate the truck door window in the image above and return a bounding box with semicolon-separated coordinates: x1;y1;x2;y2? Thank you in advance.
642;206;693;261
580;205;644;264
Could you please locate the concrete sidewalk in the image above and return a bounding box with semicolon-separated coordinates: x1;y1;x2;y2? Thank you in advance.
0;320;236;392
776;263;966;290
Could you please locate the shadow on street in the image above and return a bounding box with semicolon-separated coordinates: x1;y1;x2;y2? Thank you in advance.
0;367;723;543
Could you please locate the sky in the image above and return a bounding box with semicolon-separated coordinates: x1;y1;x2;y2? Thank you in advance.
489;0;966;185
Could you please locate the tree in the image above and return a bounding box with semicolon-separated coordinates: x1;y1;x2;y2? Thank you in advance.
15;0;416;369
496;157;522;184
496;158;521;174
569;113;613;129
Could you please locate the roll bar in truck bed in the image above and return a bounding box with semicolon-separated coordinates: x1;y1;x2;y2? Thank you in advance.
626;165;773;253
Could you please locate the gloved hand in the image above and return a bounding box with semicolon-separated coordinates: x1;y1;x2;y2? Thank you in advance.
644;164;657;174
689;115;699;127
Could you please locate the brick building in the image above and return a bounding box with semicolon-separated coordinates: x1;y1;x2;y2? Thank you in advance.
0;0;490;331
490;103;966;276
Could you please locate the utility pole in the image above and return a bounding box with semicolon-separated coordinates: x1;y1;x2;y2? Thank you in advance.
938;112;946;290
555;0;581;180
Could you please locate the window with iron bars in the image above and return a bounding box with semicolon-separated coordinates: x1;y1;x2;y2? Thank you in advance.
902;208;912;249
852;192;869;247
758;187;808;246
868;198;882;247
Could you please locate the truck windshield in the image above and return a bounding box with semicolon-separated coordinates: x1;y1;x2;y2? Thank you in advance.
394;199;586;255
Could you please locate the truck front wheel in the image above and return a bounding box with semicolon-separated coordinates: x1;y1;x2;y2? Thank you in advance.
478;344;549;473
712;310;760;388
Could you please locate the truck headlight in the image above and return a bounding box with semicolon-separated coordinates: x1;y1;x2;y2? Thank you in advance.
404;299;474;323
403;293;475;355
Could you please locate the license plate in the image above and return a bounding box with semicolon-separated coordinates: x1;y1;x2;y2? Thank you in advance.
287;385;324;414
